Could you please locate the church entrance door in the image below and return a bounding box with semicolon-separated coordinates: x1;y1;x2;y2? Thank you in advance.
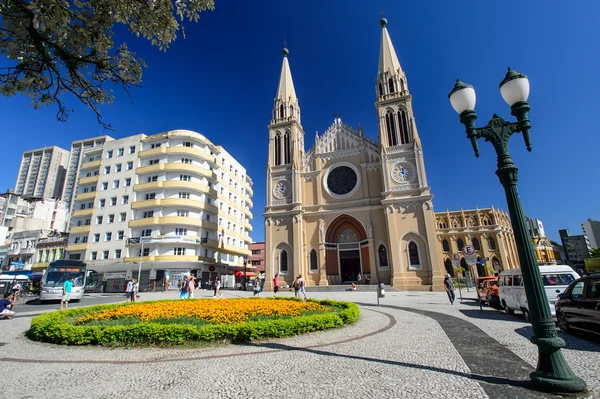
339;249;361;283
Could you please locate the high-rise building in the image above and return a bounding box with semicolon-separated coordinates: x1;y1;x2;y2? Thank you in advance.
581;218;600;249
526;216;546;238
559;229;591;264
66;130;253;292
14;146;69;199
61;136;113;216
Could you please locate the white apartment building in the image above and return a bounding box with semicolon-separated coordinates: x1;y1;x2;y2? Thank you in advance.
581;218;600;249
65;130;253;291
61;136;113;216
14;146;70;199
0;192;69;233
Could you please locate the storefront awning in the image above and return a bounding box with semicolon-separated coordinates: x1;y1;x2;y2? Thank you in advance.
234;271;256;277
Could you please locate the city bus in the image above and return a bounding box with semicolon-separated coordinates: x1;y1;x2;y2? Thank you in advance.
39;260;94;302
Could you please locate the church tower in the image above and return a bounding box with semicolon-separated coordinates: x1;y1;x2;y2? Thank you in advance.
375;18;445;290
264;48;306;289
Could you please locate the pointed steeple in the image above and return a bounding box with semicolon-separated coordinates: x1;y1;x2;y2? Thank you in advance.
378;18;403;77
272;48;301;125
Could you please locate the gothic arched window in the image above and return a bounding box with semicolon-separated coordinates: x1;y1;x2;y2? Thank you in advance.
279;104;284;119
280;249;288;273
290;105;294;116
274;132;281;165
388;77;395;93
310;249;318;271
408;242;420;268
488;237;497;250
442;239;450;252
457;238;465;251
472;237;481;250
378;82;384;97
385;110;398;146
378;244;389;268
397;109;410;144
399;79;405;92
283;132;291;164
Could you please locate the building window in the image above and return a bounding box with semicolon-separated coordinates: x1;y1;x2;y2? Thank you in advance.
143;211;154;218
181;158;192;164
177;210;189;217
115;164;122;173
179;192;190;199
108;214;114;224
101;250;109;260
274;132;281;165
148;176;158;182
388;77;394;93
117;231;124;240
119;212;127;222
99;199;106;207
175;228;187;236
378;244;389;267
408;242;421;269
150;142;162;148
385;109;398;146
113;180;119;189
142;229;152;237
117;148;124;156
252;249;261;255
142;248;150;256
283;131;291;164
105;232;112;241
488;237;497;250
145;193;156;200
174;247;186;256
82;236;88;243
129;146;135;154
96;216;103;225
124;178;131;187
310;249;318;271
127;161;133;170
93;234;100;242
91;251;97;260
102;182;108;190
280;249;289;273
180;174;191;181
472;237;481;250
110;197;117;206
457;238;465;251
442;239;450;252
149;159;159;165
106;150;113;159
122;195;129;204
397;108;411;144
115;249;121;259
183;141;193;147
104;166;111;174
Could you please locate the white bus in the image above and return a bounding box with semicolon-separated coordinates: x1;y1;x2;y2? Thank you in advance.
40;260;90;302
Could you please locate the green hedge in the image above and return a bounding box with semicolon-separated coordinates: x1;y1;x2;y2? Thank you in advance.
27;298;360;346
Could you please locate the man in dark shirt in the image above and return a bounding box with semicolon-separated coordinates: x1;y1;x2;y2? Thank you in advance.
0;293;16;319
444;274;456;305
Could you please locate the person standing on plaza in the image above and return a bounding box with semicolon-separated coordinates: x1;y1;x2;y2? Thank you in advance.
131;278;139;303
292;276;300;297
180;276;190;299
273;273;280;296
188;276;195;298
60;276;75;310
357;272;362;285
214;276;222;298
444;274;456;305
297;274;307;301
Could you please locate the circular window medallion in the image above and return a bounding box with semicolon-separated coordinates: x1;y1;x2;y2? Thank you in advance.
273;180;290;199
391;163;414;184
327;166;358;196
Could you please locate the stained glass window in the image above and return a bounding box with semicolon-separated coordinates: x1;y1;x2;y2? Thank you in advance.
327;166;357;195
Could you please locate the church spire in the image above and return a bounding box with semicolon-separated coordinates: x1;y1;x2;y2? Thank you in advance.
376;18;408;99
272;48;301;125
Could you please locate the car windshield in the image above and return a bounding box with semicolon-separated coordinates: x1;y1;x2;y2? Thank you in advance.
490;281;498;287
541;273;575;286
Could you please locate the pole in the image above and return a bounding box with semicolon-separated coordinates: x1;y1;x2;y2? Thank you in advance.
457;276;463;302
138;240;143;289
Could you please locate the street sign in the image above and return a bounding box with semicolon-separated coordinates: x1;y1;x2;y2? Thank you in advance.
450;253;460;269
463;245;477;266
463;245;475;256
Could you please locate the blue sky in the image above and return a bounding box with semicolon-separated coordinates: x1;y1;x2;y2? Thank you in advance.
1;0;598;243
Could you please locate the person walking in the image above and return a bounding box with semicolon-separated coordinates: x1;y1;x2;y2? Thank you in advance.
273;273;280;296
444;274;456;305
60;276;75;310
131;278;139;303
297;274;307;302
188;276;195;298
357;272;362;285
214;276;222;298
125;279;134;302
292;276;300;297
180;276;190;299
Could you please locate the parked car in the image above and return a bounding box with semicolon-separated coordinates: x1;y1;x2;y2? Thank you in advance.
481;278;500;308
555;273;600;339
498;265;579;321
476;276;497;303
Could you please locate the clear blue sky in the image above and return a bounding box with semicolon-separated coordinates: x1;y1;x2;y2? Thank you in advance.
1;0;598;243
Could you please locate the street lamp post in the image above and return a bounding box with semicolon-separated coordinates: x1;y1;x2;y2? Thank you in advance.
448;69;586;393
243;256;248;291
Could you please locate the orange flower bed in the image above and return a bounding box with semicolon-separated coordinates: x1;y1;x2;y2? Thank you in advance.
77;298;328;325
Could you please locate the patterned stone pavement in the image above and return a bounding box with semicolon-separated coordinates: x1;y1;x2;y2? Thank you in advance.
1;289;598;399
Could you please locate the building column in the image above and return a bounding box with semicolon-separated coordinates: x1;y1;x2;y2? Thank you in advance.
263;218;274;292
367;238;379;285
495;232;510;272
292;215;303;283
422;203;444;290
318;243;328;286
384;206;404;289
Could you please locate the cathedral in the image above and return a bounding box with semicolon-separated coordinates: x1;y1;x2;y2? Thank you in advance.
263;19;446;291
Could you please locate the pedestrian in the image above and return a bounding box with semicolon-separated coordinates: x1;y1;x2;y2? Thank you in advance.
253;278;262;297
273;273;280;296
125;279;134;302
214;276;222;298
297;274;307;301
131;278;139;303
0;293;16;319
357;272;362;284
444;274;456;305
292;276;300;297
188;276;195;298
60;276;75;310
180;276;189;299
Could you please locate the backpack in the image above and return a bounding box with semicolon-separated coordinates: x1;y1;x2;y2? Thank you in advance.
293;279;299;289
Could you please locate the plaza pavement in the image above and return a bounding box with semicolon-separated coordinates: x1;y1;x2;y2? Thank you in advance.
1;288;599;399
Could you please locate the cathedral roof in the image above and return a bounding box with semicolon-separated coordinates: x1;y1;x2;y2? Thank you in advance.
275;48;297;103
378;18;403;77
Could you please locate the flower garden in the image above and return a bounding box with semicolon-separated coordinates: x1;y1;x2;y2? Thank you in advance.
27;297;359;346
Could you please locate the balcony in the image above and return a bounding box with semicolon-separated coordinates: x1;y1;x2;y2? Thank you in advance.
80;160;102;170
123;255;199;263
202;238;220;249
138;146;214;162
67;242;89;251
79;175;100;185
134;180;217;196
70;225;91;234
132;198;218;213
129;217;218;230
72;208;94;217
136;163;215;179
74;191;97;201
218;243;251;257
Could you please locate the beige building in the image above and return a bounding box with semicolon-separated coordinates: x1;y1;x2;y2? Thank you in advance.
14;146;70;199
435;207;520;278
263;19;446;291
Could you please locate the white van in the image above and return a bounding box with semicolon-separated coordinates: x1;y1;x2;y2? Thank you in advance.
498;265;579;321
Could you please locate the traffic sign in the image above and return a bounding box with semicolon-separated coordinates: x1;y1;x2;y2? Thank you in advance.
463;245;477;266
451;253;460;261
463;245;475;256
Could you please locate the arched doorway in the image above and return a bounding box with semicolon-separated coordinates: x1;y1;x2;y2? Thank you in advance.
444;258;453;277
325;215;370;284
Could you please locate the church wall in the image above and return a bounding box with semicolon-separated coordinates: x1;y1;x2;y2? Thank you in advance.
371;209;391;284
366;168;384;199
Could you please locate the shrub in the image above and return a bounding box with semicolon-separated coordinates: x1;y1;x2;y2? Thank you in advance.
27;298;360;346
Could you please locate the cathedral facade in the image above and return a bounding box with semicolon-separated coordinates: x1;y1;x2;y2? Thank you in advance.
263;19;446;291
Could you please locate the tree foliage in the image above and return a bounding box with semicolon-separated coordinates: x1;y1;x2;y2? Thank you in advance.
0;0;214;128
590;248;600;258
